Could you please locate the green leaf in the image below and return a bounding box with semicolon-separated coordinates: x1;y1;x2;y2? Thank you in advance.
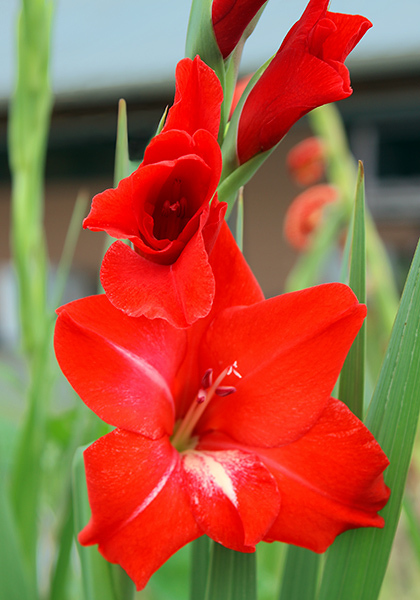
318;238;420;600
278;546;319;600
190;537;210;600
338;162;366;419
204;542;256;600
114;98;130;186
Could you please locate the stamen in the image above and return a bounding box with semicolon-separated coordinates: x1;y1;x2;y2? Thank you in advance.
171;362;240;451
215;385;237;397
197;389;207;404
227;361;242;379
201;368;213;390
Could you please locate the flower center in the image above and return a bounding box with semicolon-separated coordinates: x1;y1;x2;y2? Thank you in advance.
153;178;188;241
171;362;242;452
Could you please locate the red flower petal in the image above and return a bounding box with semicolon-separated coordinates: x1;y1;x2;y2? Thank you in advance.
54;295;186;437
198;396;389;553
197;283;366;447
100;231;216;328
212;0;268;59
237;0;372;163
182;447;280;550
79;429;201;590
258;397;390;551
83;174;140;239
162;56;223;139
173;222;264;417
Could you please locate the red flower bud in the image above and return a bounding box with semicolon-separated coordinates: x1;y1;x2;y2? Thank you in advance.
284;184;339;251
237;0;372;164
287;137;326;186
212;0;267;59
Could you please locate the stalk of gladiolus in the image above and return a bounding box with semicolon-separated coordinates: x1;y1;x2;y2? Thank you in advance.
236;0;372;164
287;137;326;186
284;184;339;251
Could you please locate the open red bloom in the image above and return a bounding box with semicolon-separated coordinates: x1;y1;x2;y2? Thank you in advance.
54;223;389;590
212;0;267;59
83;56;225;328
237;0;372;164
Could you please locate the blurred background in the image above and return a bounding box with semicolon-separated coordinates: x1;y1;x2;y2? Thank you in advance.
1;0;420;350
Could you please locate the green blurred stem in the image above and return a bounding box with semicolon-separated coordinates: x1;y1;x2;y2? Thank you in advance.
8;0;54;586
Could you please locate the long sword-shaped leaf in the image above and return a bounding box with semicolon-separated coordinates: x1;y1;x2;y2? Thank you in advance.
318;238;420;600
190;537;210;600
338;162;366;419
278;546;319;600
204;542;256;600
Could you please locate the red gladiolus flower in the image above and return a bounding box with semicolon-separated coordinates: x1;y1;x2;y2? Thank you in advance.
287;137;326;186
284;184;339;250
237;0;372;164
83;56;225;328
54;223;389;590
212;0;267;59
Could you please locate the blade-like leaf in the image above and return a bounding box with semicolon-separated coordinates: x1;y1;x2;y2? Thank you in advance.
190;536;210;600
278;546;319;600
338;162;366;419
318;238;420;600
204;542;256;600
114;99;129;187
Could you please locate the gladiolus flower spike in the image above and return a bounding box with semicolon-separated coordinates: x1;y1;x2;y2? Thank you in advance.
54;222;390;590
237;0;372;164
83;56;225;329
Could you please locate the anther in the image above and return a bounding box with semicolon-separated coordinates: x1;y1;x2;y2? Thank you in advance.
215;385;237;397
197;389;207;404
201;368;213;390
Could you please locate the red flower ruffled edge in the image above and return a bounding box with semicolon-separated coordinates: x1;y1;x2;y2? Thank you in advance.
83;57;226;328
54;222;390;590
